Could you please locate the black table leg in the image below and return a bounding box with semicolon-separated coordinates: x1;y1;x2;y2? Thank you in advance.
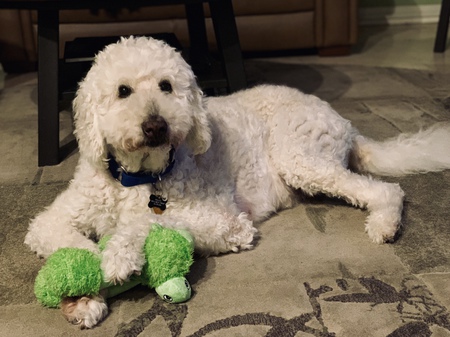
434;0;450;52
37;9;60;166
208;0;246;92
185;3;209;59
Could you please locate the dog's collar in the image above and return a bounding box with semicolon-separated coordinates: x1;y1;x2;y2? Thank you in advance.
108;147;175;187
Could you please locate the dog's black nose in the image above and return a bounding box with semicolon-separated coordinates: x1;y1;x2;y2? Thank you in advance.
141;115;168;147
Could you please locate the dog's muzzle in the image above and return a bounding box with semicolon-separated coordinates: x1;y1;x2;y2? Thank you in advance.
142;115;169;147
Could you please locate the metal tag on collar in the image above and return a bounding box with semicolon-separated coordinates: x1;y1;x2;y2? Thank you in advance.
149;194;167;214
149;182;167;214
149;179;167;214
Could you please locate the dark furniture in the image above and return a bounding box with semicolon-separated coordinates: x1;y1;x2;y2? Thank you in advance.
435;0;450;52
0;0;246;166
0;1;359;72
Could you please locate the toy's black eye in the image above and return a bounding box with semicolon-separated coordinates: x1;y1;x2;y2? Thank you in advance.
159;80;172;93
163;295;173;303
118;85;132;98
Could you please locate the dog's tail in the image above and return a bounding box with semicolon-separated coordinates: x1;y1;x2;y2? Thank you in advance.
351;123;450;176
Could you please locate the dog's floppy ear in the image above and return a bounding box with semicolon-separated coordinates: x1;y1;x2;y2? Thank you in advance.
73;81;107;166
185;88;212;155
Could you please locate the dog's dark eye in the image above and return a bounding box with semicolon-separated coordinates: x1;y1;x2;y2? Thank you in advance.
159;80;172;93
118;85;132;98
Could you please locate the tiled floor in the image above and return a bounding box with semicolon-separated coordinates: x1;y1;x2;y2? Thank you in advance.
270;24;450;71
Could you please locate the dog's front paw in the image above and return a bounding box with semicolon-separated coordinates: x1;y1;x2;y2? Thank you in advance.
101;248;144;284
61;295;108;329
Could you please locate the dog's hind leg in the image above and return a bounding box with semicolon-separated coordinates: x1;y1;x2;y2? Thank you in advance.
277;156;405;243
266;100;404;243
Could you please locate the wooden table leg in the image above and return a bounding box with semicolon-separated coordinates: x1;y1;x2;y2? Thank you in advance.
185;2;209;60
434;0;450;52
37;9;60;166
208;0;246;92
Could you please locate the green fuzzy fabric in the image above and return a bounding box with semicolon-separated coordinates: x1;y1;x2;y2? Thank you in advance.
34;248;103;308
142;225;194;288
97;235;112;251
34;226;194;307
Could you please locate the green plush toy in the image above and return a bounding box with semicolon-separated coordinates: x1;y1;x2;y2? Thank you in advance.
34;224;194;307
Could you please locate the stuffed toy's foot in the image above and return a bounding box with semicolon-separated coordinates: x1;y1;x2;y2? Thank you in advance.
60;294;108;329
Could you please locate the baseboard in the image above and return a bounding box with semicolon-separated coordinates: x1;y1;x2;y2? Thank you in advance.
359;5;441;26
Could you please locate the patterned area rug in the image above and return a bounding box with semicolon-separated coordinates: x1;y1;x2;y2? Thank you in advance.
0;61;449;337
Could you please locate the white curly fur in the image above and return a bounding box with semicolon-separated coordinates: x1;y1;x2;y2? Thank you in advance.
25;36;450;328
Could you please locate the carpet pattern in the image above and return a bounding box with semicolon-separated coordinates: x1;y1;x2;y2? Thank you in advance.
113;276;450;337
0;61;449;336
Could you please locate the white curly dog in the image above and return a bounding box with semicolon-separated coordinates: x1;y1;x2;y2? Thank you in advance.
25;36;450;328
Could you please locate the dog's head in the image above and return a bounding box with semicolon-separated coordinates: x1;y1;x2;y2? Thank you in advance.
73;36;211;173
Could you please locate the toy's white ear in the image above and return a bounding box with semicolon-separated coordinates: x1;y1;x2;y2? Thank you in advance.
185;88;212;155
73;82;107;166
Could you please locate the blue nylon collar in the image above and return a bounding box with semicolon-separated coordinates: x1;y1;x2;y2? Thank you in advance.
108;148;175;187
